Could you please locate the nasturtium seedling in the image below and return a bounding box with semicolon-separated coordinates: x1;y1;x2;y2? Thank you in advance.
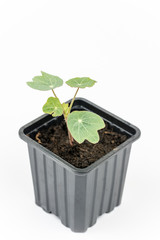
27;71;105;145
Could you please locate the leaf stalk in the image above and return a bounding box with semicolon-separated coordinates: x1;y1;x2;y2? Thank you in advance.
51;88;74;146
52;89;58;98
69;87;79;113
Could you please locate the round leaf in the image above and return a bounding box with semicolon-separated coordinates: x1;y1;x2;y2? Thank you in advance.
66;77;96;88
43;97;63;117
67;111;105;144
27;71;63;91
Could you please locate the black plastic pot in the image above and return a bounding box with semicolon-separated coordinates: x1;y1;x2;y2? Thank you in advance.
19;98;140;232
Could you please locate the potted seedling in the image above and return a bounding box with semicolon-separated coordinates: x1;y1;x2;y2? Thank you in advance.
19;71;140;232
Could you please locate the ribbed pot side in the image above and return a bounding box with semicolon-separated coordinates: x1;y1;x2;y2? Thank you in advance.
19;98;140;232
27;143;131;232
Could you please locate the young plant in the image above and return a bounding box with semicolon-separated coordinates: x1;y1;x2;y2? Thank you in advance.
27;71;105;145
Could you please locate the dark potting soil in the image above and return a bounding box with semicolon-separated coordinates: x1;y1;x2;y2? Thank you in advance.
33;120;128;168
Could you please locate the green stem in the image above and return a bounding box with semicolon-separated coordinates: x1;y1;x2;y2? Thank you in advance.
69;87;79;113
51;88;73;146
52;88;64;110
52;89;58;98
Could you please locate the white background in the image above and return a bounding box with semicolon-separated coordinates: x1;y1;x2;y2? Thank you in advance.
0;0;160;239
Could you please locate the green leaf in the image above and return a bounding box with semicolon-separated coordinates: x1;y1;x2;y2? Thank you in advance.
62;103;70;118
62;103;69;112
67;111;105;144
42;97;63;117
66;77;96;88
27;71;63;91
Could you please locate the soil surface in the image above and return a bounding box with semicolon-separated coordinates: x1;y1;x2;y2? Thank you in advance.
33;120;128;168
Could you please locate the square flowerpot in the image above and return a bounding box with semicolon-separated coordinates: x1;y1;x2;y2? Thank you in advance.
19;98;140;232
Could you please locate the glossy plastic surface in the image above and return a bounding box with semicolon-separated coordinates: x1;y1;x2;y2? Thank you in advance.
19;98;140;232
